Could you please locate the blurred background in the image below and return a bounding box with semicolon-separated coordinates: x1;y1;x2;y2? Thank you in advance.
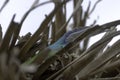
0;0;120;46
0;1;120;80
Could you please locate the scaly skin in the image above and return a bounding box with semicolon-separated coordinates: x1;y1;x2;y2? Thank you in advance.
23;27;89;65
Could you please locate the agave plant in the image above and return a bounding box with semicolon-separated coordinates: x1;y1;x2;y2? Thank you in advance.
0;0;120;80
